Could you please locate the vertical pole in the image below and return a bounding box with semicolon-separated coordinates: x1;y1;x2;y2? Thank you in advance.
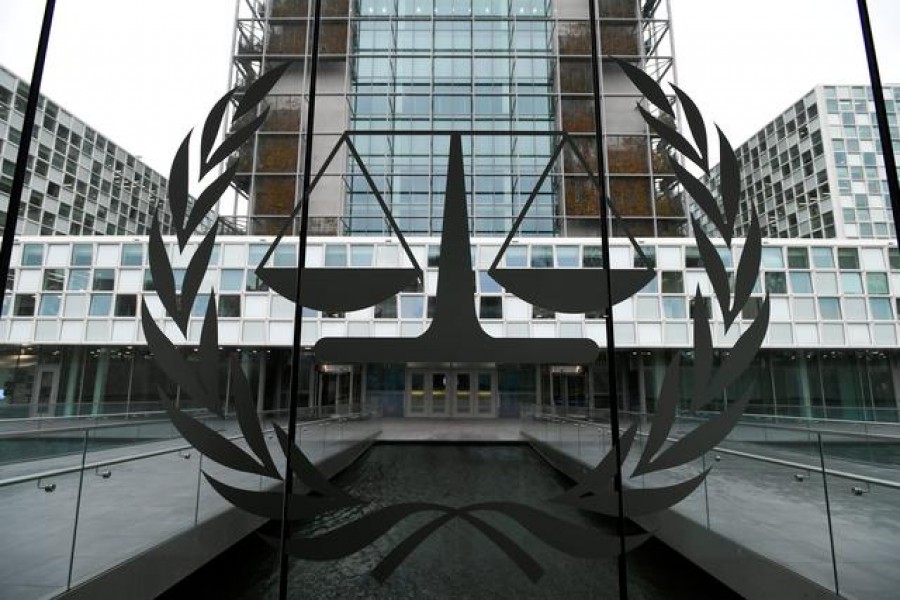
279;0;323;597
856;0;900;245
66;429;89;590
0;0;56;295
817;433;840;595
586;0;628;597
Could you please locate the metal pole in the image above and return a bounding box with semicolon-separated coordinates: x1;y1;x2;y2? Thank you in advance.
856;0;900;245
817;433;840;595
0;0;56;296
586;0;628;597
279;0;323;596
66;429;89;590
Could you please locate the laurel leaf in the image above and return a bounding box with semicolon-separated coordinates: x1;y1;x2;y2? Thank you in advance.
732;209;762;321
704;296;770;400
633;357;680;475
141;301;208;403
186;165;235;236
372;514;474;582
669;156;725;234
232;355;281;480
553;425;636;500
273;424;358;502
180;223;218;332
556;471;709;517
168;133;191;249
637;105;704;169
613;57;674;118
147;221;182;334
692;218;730;323
159;388;272;476
717;126;740;242
690;290;714;411
200;90;235;169
198;292;220;412
204;109;268;173
203;473;350;520
234;61;291;121
671;84;708;172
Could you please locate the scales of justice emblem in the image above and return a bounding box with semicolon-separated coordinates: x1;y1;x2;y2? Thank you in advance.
142;60;769;582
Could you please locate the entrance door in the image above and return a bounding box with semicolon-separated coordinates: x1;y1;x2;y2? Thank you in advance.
406;370;497;417
31;365;59;417
317;367;354;416
546;367;589;416
429;372;449;417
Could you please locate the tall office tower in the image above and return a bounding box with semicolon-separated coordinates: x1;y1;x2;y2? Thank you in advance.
0;65;216;237
230;0;684;238
700;84;900;240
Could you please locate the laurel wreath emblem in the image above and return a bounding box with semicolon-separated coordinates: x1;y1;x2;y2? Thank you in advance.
141;62;769;581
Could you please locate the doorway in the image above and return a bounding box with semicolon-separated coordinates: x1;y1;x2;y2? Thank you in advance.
31;365;60;417
316;365;357;415
406;369;497;417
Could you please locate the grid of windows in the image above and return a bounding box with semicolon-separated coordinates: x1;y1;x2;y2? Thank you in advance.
0;65;217;237
700;84;900;241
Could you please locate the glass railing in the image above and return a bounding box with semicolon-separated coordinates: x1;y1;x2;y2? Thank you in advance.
521;404;900;598
0;410;380;599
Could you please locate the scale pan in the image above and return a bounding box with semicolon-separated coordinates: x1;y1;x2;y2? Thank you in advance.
489;268;655;314
257;267;419;312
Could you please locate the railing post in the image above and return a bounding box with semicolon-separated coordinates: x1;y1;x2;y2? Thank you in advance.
66;428;89;590
817;432;840;595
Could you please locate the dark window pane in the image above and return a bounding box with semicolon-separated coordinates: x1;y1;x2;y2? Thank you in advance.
479;297;503;319
114;294;137;317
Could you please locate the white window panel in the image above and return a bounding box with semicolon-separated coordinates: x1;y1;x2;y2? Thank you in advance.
610;246;630;268
188;322;202;343
847;324;870;345
815;273;838;294
346;307;374;321
377;245;400;267
861;248;886;270
410;245;427;270
636;297;659;320
269;322;293;345
770;298;790;321
768;324;793;345
559;323;582;338
584;324;605;345
244;296;269;318
34;320;59;342
373;322;399;337
557;311;582;322
402;322;425;337
684;272;711;295
219;321;241;344
46;244;69;267
348;322;371;337
638;323;662;346
306;245;323;267
506;322;529;338
62;295;87;318
321;322;347;338
112;321;136;343
222;243;245;266
821;323;845;345
8;321;32;342
270;295;294;319
613;323;635;345
118;270;143;293
504;297;530;320
142;295;165;319
95;244;119;267
795;324;818;345
873;324;896;345
86;321;111;342
478;245;499;268
611;298;634;320
532;323;555;338
60;320;84;342
664;323;688;345
657;246;682;269
17;269;41;292
242;322;266;344
425;271;438;295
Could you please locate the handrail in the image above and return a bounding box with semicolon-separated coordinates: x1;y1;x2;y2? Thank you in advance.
528;413;900;491
0;415;215;440
0;413;371;489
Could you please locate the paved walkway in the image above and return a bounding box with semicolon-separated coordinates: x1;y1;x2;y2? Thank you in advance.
378;418;523;441
523;418;900;600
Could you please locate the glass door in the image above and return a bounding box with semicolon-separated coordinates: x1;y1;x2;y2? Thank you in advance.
430;372;448;416
408;372;426;416
454;372;472;416
31;365;59;417
476;372;496;417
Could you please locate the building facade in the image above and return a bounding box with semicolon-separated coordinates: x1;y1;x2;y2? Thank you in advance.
701;84;900;241
230;0;685;238
0;64;215;237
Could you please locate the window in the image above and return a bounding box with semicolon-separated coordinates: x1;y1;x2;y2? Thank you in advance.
14;294;35;316
841;272;863;294
272;244;296;267
870;298;893;320
350;245;374;266
427;245;441;268
71;243;92;266
557;246;579;267
761;247;784;268
374;297;397;318
789;272;813;294
818;298;841;320
662;297;686;319
92;269;115;290
479;297;502;319
582;246;603;267
121;243;143;266
531;245;553;267
505;246;527;267
220;269;244;291
866;272;889;295
191;295;209;317
42;269;64;291
89;294;112;316
765;272;787;294
843;298;867;320
532;305;554;319
114;294;137;317
245;272;269;292
786;248;809;269
218;295;241;317
21;244;43;266
478;271;501;293
38;294;60;316
661;271;683;293
324;245;347;266
143;270;155;291
685;246;703;268
837;248;859;269
400;296;424;318
814;272;838;295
